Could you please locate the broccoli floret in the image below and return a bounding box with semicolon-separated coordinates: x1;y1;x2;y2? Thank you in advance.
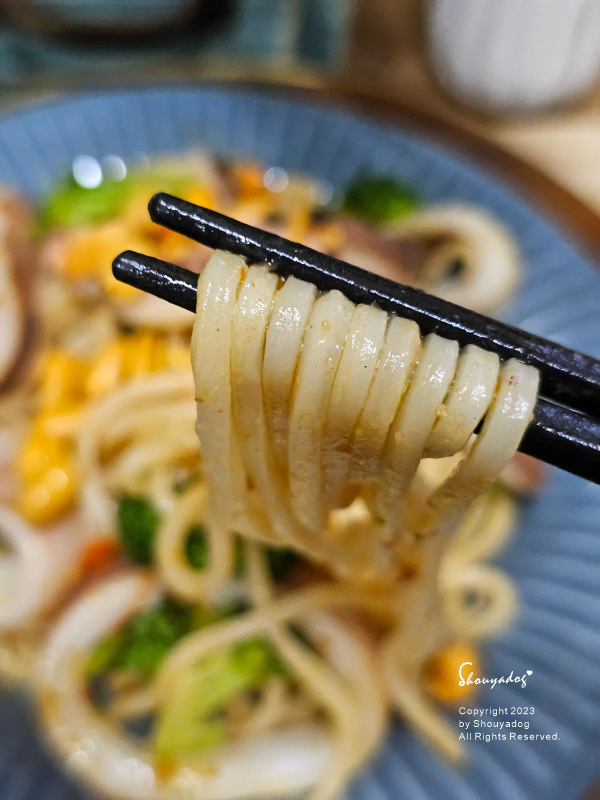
116;599;199;677
185;525;209;570
87;599;199;679
86;599;284;757
117;494;161;565
153;637;286;758
184;527;249;576
118;496;239;574
343;174;418;224
87;599;249;681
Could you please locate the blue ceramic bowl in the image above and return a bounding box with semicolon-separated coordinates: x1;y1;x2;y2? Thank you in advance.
0;85;598;800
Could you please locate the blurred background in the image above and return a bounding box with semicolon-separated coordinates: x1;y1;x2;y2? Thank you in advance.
0;0;598;796
1;0;600;224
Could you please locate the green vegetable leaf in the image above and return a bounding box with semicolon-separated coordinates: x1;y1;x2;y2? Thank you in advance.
38;167;194;232
153;638;286;758
117;494;161;566
343;174;419;224
38;175;135;231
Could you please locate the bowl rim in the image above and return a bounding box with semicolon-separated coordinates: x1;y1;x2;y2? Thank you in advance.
2;76;599;264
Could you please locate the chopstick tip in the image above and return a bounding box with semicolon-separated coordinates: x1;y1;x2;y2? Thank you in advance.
148;192;171;223
112;250;142;283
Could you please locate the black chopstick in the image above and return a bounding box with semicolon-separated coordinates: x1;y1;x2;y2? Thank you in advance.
148;193;600;419
113;250;600;486
111;194;600;486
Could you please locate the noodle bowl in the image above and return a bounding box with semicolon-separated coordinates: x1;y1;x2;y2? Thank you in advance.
0;154;539;800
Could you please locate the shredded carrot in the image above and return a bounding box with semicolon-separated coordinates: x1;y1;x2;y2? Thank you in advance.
81;538;120;573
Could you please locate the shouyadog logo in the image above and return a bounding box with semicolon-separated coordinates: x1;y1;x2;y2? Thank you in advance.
459;662;533;690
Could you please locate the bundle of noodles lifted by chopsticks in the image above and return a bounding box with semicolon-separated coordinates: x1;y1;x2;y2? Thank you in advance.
192;251;537;586
188;251;536;781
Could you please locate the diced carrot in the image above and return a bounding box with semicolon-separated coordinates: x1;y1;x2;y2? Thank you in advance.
424;641;479;704
81;538;121;573
229;163;265;198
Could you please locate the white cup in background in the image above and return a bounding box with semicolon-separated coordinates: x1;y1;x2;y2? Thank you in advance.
426;0;600;113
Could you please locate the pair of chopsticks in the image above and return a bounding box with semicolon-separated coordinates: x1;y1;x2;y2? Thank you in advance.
113;193;600;486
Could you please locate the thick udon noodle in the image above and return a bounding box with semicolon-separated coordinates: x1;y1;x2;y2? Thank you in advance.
183;249;538;776
192;251;537;579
